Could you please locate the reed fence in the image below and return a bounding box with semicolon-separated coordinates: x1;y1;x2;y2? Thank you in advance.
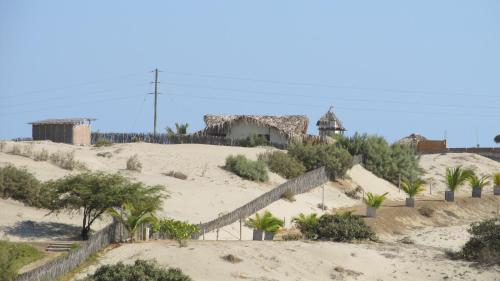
15;223;117;281
193;167;329;238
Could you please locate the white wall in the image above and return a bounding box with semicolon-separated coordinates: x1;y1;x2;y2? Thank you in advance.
226;120;289;145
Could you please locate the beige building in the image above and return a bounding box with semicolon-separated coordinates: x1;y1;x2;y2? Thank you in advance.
29;118;95;145
200;114;309;145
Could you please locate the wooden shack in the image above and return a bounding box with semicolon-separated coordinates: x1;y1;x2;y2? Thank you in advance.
29;118;95;145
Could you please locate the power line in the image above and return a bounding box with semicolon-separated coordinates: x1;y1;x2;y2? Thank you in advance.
160;69;500;99
161;81;500;111
0;71;149;99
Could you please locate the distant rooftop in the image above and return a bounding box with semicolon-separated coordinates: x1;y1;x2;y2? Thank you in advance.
29;118;96;125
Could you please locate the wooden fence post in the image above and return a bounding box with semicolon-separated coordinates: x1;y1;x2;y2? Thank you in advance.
239;219;242;241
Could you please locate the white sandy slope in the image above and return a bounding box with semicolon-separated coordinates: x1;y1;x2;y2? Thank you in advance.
74;239;500;281
420;153;500;196
0;141;362;240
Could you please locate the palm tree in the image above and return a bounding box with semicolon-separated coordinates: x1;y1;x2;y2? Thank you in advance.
292;213;318;239
363;192;388;217
401;179;425;207
468;175;490;198
494;173;500;195
166;123;189;136
444;166;474;202
108;201;159;242
246;211;284;240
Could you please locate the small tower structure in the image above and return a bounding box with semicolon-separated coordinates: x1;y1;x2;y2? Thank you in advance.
316;106;346;137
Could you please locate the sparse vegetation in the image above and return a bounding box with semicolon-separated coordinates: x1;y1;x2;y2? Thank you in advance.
9;144;22;156
0;165;41;207
316;212;376;242
157;218;199;247
344;186;363;199
281;190;296;202
94;139;113;147
0;240;44;281
246;211;284;234
163;171;188;180
33;149;49;161
292;213;319;239
41;172;164;240
50;151;86;170
126;154;142;172
221;254;242;264
225;154;268;182
448;217;500;265
81;259;192;281
258;151;305;179
418;206;434;217
287;142;353;179
0;141;6;152
240;134;269;147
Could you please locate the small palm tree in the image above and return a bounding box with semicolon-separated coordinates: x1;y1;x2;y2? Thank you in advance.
401;179;426;198
468;174;489;198
292;213;318;239
445;166;474;192
246;211;284;240
166;123;189;136
364;192;388;217
494;172;500;195
108;202;159;242
444;166;474;202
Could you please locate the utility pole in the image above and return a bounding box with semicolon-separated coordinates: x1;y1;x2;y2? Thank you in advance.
150;69;160;137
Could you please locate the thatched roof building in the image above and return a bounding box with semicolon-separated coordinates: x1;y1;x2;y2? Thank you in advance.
316;107;345;137
200;114;309;144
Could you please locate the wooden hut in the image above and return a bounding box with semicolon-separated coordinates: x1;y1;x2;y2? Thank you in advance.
316;107;346;137
29;118;96;145
199;114;309;145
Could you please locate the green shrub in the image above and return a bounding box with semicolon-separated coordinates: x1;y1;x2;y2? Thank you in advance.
126;154;142;172
494;173;500;186
292;213;319;239
0;165;41;206
82;259;192;281
281;190;296;202
225;155;269;182
0;240;44;281
316;212;375;242
158;219;198;247
451;217;500;265
335;133;420;184
94;139;113;147
287;143;353;179
240;134;269;147
258;151;305;179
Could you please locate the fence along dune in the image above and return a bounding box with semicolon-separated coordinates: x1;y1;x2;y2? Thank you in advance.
14;223;117;281
194;167;329;237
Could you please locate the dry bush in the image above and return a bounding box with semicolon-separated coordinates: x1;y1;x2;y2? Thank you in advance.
21;143;34;158
96;152;113;158
50;151;86;170
281;231;303;241
221;254;242;264
9;144;22;156
418;206;434;218
94;139;113;147
0;141;6;152
281;190;296;202
163;171;188;180
33;149;49;161
126;154;142;172
344;186;363;200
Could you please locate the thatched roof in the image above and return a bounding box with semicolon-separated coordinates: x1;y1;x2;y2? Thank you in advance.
398;133;427;145
316;107;345;131
202;114;309;139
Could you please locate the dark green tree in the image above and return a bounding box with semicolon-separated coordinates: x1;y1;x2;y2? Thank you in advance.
41;172;164;240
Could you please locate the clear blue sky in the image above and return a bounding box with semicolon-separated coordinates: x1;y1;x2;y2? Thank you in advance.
1;1;499;147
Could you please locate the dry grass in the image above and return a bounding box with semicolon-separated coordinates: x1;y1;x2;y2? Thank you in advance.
126;154;142;172
49;151;86;170
0;141;7;152
281;190;296;202
221;254;242;264
33;149;49;161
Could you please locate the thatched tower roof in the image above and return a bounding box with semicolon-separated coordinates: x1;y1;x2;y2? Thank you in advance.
398;133;427;146
316;107;345;132
202;114;309;139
